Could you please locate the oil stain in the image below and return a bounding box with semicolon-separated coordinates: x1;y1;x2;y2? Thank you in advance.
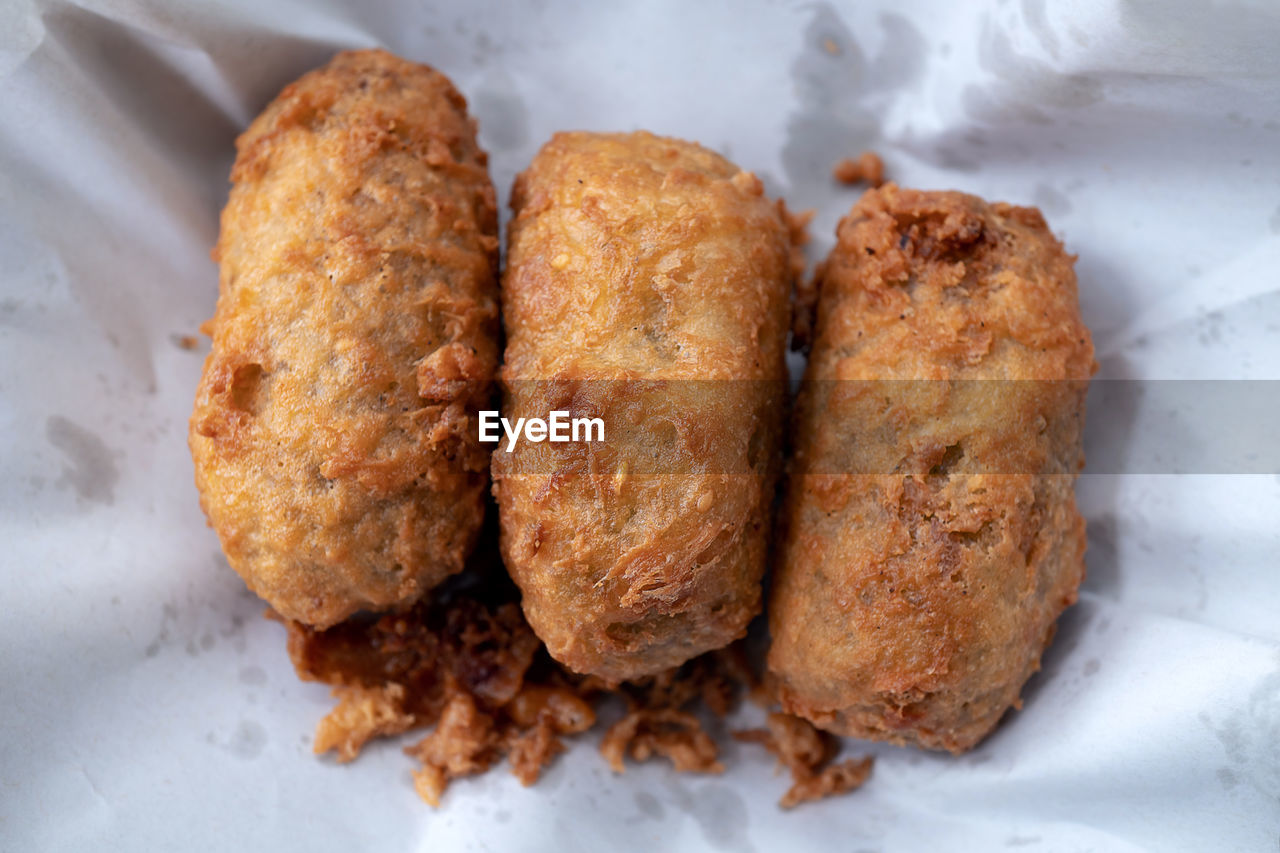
978;18;1102;110
677;782;754;852
782;5;927;199
46;415;119;505
239;665;267;686
635;790;665;820
225;719;267;760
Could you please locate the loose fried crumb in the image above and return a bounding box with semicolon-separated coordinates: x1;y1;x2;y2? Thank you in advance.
403;694;501;803
781;757;874;808
315;683;416;762
734;712;874;807
601;708;723;774
505;685;596;785
506;717;566;785
411;765;447;808
281;568;869;808
833;151;885;187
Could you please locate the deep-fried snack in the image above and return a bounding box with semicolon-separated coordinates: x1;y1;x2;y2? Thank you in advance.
768;184;1096;752
493;131;794;682
190;50;499;627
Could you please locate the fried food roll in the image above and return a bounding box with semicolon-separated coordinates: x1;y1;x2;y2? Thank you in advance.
768;185;1095;752
493;131;794;682
190;50;499;628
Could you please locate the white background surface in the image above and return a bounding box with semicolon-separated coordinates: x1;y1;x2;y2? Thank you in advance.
2;1;1278;850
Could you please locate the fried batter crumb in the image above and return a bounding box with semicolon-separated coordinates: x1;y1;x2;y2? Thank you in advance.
734;712;874;807
832;151;885;187
403;694;501;805
782;757;874;808
315;683;416;762
506;717;566;785
601;709;723;774
282;564;870;808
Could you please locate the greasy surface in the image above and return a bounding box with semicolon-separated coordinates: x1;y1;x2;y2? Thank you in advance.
190;50;499;627
769;184;1096;752
493;131;794;682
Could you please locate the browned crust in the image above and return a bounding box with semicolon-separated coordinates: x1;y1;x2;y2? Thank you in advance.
492;131;794;681
190;50;499;627
768;184;1096;752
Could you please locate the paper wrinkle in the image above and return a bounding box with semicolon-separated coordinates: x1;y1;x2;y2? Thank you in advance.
2;1;1278;850
0;0;44;81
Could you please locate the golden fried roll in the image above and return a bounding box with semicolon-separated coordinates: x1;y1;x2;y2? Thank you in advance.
190;50;499;628
768;185;1096;752
493;131;793;682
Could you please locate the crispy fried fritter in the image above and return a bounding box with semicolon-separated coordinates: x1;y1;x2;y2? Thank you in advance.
493;131;794;682
190;50;499;627
768;184;1096;752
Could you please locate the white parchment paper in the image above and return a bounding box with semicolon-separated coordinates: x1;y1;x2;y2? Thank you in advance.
2;1;1278;850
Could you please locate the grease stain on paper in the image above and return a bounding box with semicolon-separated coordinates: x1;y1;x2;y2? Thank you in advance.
1199;664;1280;803
225;719;267;760
782;5;927;199
680;782;754;852
46;415;119;505
239;665;267;686
635;790;665;820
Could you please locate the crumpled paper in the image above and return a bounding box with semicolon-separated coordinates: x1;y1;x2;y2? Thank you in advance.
1;0;1277;850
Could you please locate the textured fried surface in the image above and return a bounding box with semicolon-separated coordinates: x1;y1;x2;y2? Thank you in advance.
190;50;499;627
768;184;1096;752
493;131;794;682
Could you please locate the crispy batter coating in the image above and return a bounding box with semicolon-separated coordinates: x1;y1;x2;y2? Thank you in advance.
190;50;499;627
493;131;794;682
768;185;1096;752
